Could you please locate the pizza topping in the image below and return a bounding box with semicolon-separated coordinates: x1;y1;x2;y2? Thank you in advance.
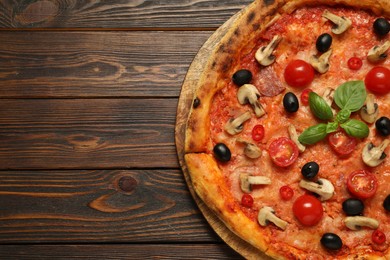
283;92;299;113
300;88;313;106
347;57;363;70
232;69;253;86
237;84;265;117
316;33;333;53
328;130;357;157
322;87;335;109
240;173;271;193
193;97;200;108
346;170;378;199
251;124;265;142
375;116;390;136
309;91;333;121
310;49;332;74
258;206;288;230
383;195;390;211
322;10;352;35
241;194;254;208
321;233;343;251
365;66;390;95
373;18;390;36
255;66;286;97
344;216;379;230
367;40;390;63
284;59;315;88
213;143;231;162
293;194;323;226
372;230;387;245
342;198;365;216
224;111;252;135
301;161;319;179
255;35;282;66
360;94;379;124
268;137;299;167
362;140;389;167
279;185;294;201
238;140;262;159
288;125;306;153
299;178;335;201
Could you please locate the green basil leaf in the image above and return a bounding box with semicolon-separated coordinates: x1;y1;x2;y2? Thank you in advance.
309;92;333;121
334;81;367;112
326;121;339;134
298;123;328;145
340;119;370;138
336;108;351;123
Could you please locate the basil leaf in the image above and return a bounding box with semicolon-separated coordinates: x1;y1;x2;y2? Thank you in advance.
326;121;339;134
334;81;367;112
298;123;328;145
336;108;351;123
340;119;369;138
309;92;333;121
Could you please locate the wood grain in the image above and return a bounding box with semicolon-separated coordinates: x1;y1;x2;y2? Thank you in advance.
0;0;252;29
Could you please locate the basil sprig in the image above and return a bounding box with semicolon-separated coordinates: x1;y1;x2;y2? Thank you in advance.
298;80;369;145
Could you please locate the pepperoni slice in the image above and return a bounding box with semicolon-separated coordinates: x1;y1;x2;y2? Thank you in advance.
254;66;286;97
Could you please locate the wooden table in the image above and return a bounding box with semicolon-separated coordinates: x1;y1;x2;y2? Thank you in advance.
0;0;253;259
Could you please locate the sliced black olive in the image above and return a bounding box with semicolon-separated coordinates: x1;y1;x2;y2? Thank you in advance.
384;195;390;212
232;69;252;86
316;33;333;53
373;18;390;36
375;116;390;136
213;143;231;162
301;161;319;179
342;198;364;216
283;92;299;113
321;233;343;250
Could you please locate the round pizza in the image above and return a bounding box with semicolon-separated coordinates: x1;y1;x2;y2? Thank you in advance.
183;0;390;259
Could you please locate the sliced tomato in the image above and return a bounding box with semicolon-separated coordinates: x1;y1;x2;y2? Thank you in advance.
284;60;315;88
300;88;313;106
293;194;323;226
327;130;357;157
268;137;299;167
347;170;378;199
241;194;254;208
365;66;390;95
372;230;386;244
279;185;294;200
252;124;265;142
347;57;363;70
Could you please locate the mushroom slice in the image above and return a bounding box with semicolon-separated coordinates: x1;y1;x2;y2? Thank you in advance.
360;94;379;124
255;35;282;66
322;10;352;34
299;178;335;201
224;111;252;135
310;49;332;74
240;173;271;193
344;216;379;230
237;84;266;117
288;125;305;153
244;143;262;159
367;40;390;63
362;140;389;167
322;87;336;115
258;206;288;230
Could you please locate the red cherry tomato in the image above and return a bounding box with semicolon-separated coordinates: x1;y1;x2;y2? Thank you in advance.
252;125;265;142
300;88;313;106
279;185;294;200
268;137;299;167
241;194;254;208
372;230;386;244
327;131;357;157
365;66;390;95
347;57;363;70
293;194;323;226
284;60;315;88
347;170;378;199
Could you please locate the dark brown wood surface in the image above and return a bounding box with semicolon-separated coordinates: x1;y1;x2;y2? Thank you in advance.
0;0;249;259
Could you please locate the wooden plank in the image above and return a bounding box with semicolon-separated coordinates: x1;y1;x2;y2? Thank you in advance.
0;169;221;243
0;0;251;29
0;31;211;98
0;99;179;169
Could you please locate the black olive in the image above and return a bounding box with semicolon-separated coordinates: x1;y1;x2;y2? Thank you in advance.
384;195;390;212
283;92;299;113
375;116;390;136
213;143;231;162
316;33;333;53
342;198;364;216
321;233;343;250
301;161;319;179
373;18;390;36
193;97;201;108
232;69;252;86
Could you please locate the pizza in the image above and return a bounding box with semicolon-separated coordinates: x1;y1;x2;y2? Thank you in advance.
182;0;390;259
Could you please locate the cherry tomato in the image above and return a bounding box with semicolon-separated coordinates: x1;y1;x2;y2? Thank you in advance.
372;230;386;245
293;194;323;226
347;57;363;70
327;131;357;157
347;170;378;199
279;185;294;200
284;60;315;88
365;66;390;95
241;194;254;208
268;137;299;167
252;125;265;142
300;88;313;106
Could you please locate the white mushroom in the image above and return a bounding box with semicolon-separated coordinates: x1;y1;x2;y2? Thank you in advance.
288;125;305;153
240;173;271;193
322;87;336;115
237;84;266;117
244;143;262;159
367;40;390;63
322;10;352;34
258;206;288;230
362;140;389;167
224;111;252;135
255;35;282;66
360;94;379;124
299;178;335;201
310;49;332;74
344;216;379;230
